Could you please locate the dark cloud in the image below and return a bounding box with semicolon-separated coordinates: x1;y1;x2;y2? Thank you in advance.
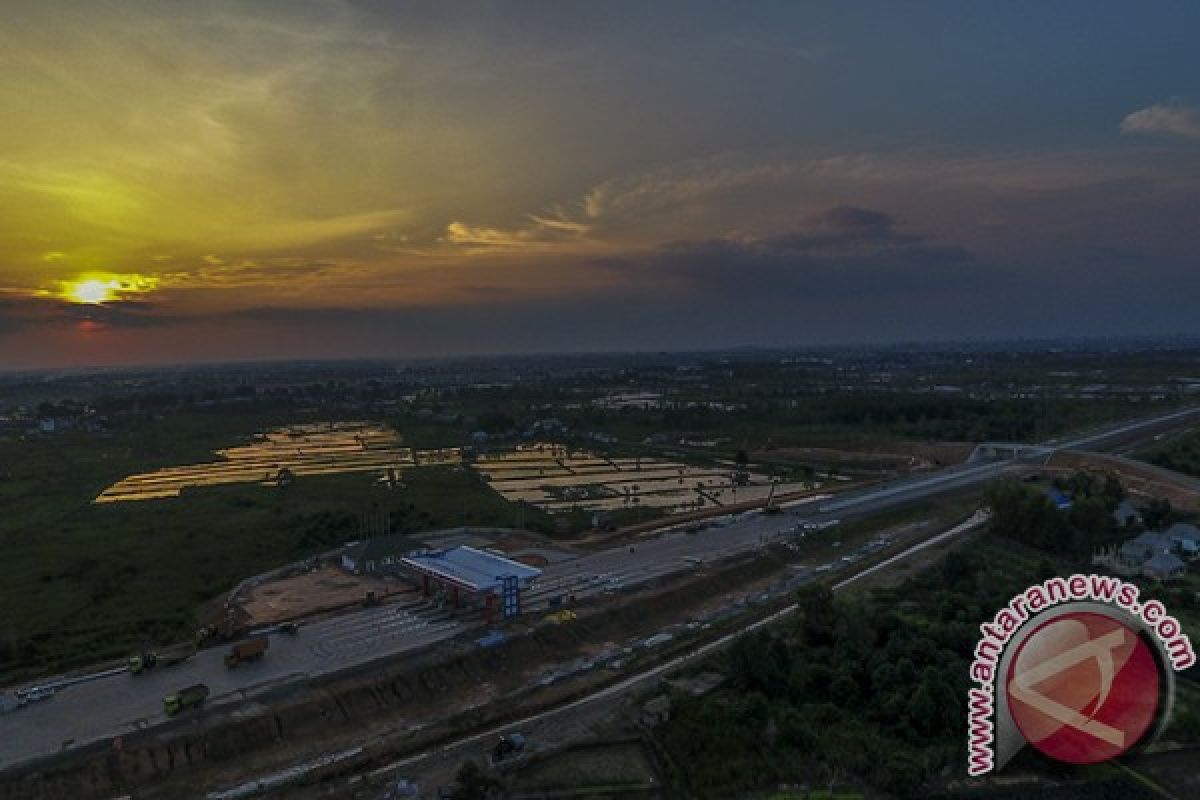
621;206;974;299
61;300;172;329
821;205;894;232
0;295;176;334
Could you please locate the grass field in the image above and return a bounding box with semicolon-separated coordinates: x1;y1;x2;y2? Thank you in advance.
0;411;532;684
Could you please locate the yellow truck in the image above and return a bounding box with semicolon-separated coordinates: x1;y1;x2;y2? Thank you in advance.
163;683;209;716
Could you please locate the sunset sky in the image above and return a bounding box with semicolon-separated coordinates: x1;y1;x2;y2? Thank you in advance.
2;1;1199;369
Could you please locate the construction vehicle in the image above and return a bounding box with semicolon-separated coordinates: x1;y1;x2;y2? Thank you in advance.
129;642;196;675
489;733;526;765
224;636;268;668
195;624;219;646
163;683;209;717
543;609;576;624
762;481;782;515
9;686;55;708
196;611;237;646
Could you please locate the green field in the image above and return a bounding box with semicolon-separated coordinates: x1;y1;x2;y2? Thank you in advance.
0;411;533;683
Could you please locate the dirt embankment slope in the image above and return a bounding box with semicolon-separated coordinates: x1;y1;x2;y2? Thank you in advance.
1045;450;1200;512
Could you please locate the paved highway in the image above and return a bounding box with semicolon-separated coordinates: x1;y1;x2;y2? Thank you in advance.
0;601;462;768
1;404;1198;771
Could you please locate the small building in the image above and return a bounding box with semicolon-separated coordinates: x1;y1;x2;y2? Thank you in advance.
1142;551;1187;582
666;671;726;697
641;695;671;727
341;533;411;574
381;779;419;800
1112;500;1142;529
1165;522;1200;559
1118;532;1173;568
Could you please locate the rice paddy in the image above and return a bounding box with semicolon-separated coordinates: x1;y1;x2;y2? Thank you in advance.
95;422;460;503
476;442;817;514
96;425;819;515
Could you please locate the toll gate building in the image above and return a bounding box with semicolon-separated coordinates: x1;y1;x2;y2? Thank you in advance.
401;546;541;622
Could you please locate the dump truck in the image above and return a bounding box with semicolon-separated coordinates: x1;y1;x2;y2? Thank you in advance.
163;683;208;717
129;642;196;675
224;636;268;668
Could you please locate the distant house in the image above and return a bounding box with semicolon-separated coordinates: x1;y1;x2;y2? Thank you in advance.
1142;551;1187;582
1117;532;1173;569
1112;500;1142;529
528;418;566;436
341;533;411;575
1165;522;1200;559
641;695;671;727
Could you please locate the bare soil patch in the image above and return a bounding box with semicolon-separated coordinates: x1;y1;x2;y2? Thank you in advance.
239;565;408;626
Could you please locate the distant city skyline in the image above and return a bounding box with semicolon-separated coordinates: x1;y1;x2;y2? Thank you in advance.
2;1;1199;369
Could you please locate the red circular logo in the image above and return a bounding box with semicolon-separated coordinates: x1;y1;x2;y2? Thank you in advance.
1005;611;1161;765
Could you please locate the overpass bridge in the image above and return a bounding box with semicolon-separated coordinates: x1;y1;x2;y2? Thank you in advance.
967;442;1054;463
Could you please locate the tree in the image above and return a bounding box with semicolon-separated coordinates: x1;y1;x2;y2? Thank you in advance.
876;751;927;797
728;631;788;696
984;479;1074;553
1143;497;1173;530
449;760;502;800
1067;496;1113;552
830;668;860;706
797;584;838;646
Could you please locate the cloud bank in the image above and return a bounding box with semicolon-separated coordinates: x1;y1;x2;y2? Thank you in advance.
1121;101;1200;140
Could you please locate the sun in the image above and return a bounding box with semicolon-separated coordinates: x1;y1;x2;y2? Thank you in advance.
58;273;160;305
69;279;116;305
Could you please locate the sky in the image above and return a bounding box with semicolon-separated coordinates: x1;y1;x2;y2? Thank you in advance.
1;1;1199;369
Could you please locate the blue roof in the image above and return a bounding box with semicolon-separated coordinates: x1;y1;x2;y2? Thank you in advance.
401;545;541;592
1044;488;1072;510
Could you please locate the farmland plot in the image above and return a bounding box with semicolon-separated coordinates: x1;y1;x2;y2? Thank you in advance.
94;422;435;502
476;442;816;514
